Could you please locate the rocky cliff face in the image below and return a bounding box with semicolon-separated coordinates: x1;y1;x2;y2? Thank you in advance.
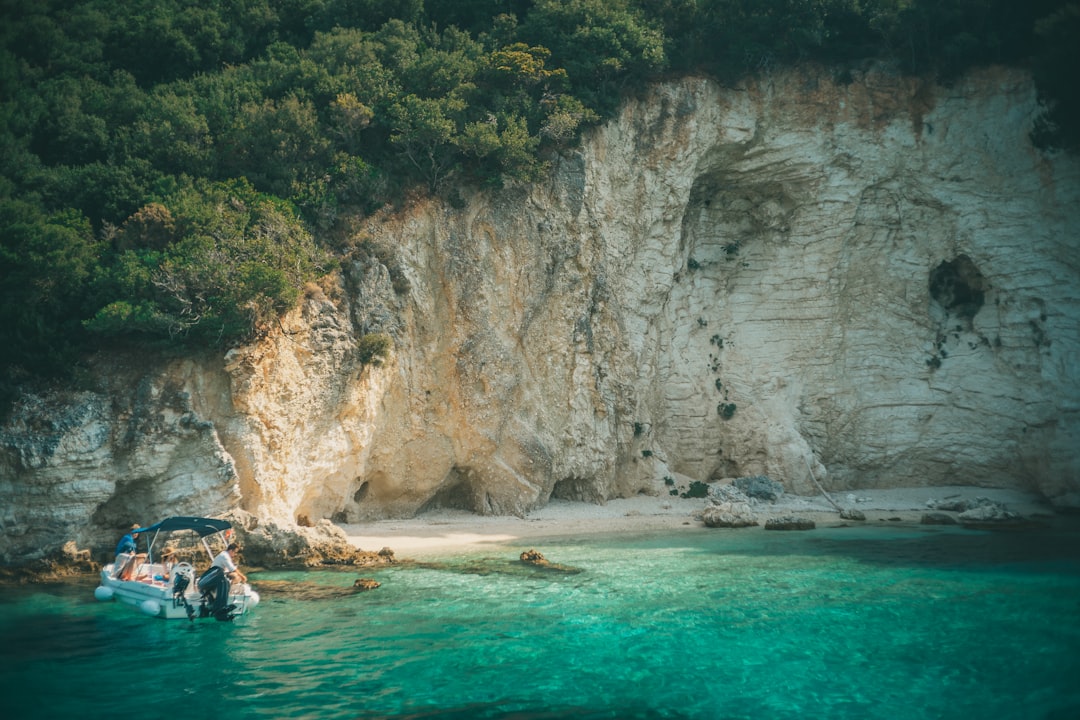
2;67;1078;562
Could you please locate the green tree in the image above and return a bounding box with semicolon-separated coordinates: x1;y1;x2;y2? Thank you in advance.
87;179;332;344
0;199;102;389
457;112;543;185
128;87;214;177
387;93;464;190
520;0;667;114
220;94;332;198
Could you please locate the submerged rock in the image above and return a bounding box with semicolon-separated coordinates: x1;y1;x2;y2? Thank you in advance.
520;549;547;565
518;549;581;574
255;577;380;601
414;554;582;576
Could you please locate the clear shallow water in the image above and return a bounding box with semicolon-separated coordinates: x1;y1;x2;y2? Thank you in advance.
2;524;1079;720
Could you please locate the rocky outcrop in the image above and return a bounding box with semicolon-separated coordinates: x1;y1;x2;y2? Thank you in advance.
701;483;759;528
734;476;785;502
0;358;241;563
2;66;1078;563
224;510;395;570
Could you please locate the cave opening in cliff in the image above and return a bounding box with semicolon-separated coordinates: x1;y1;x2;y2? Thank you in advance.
353;481;369;503
551;476;602;503
929;254;986;326
418;467;479;513
90;478;162;530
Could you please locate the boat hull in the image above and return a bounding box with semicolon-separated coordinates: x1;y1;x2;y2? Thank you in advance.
96;564;259;620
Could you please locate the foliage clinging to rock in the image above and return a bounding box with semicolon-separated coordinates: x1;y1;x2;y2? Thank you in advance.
1;0;1075;408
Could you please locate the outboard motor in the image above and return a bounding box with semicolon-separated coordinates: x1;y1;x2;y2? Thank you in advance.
172;570;190;596
197;566;237;621
172;569;194;621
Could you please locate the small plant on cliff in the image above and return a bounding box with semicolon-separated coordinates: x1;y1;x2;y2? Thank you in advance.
664;476;675;486
641;449;653;458
358;333;392;366
718;402;737;420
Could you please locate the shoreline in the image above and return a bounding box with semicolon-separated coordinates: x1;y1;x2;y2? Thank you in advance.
340;485;1060;557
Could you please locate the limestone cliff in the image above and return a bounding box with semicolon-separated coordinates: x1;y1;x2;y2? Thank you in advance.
2;67;1078;562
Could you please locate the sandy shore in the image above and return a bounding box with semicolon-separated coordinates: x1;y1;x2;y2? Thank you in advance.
340;485;1058;557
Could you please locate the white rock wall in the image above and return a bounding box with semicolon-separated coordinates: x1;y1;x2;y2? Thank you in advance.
348;67;1079;516
2;67;1078;560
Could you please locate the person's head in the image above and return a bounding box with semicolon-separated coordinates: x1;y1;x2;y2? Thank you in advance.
130;523;140;537
227;542;239;553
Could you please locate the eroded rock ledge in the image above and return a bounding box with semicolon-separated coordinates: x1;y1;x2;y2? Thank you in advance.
0;511;396;583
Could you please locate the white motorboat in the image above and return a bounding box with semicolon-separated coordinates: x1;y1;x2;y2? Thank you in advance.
95;516;260;621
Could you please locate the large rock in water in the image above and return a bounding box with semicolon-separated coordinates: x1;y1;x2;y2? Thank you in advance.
1;67;1078;563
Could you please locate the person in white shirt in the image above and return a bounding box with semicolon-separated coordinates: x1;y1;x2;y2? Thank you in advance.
211;542;248;584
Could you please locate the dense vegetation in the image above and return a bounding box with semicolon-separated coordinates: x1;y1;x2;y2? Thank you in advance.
2;0;1077;409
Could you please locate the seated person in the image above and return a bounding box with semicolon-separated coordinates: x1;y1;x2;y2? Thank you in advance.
158;547;179;583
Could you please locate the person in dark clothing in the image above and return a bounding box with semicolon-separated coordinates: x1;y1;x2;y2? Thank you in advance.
114;523;144;580
114;524;140;557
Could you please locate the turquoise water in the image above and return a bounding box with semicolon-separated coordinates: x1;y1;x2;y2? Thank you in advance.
2;523;1079;719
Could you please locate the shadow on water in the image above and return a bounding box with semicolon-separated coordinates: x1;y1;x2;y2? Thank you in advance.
0;613;110;664
0;579;110;664
701;521;1080;572
407;557;583;578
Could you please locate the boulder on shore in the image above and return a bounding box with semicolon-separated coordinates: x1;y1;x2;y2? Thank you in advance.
225;510;397;569
958;502;1020;524
733;476;785;502
764;516;816;531
701;484;759;528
